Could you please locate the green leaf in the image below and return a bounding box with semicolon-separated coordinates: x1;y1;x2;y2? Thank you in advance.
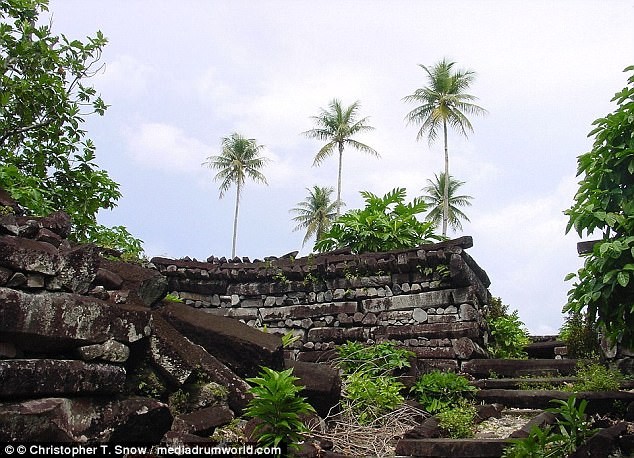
617;271;630;287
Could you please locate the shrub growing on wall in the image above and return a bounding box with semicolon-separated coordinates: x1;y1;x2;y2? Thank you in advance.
314;187;440;253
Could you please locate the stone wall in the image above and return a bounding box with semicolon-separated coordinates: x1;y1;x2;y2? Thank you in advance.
151;236;492;372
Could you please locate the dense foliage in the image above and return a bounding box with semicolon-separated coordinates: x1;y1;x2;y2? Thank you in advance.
410;370;477;414
336;341;412;424
558;311;600;359
486;310;531;359
0;0;141;255
245;367;315;451
564;66;634;347
314;187;440;253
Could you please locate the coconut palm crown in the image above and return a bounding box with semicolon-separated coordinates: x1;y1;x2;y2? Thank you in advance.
422;173;473;233
290;185;338;247
303;99;379;216
404;59;486;236
203;133;269;258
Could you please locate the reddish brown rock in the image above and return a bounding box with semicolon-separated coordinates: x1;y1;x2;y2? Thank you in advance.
159;302;283;378
149;313;252;413
0;359;125;398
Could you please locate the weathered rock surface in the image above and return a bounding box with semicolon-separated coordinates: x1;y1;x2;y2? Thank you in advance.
285;359;341;418
395;438;509;457
171;405;234;436
0;396;172;443
461;358;579;378
159;302;283;378
0;287;152;352
149;313;252;413
0;359;125;397
99;258;167;307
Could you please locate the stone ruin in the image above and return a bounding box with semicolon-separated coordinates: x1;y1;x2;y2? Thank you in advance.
0;188;494;446
152;235;492;372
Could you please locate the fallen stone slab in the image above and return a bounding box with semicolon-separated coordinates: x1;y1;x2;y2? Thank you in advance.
0;287;152;352
461;358;579;378
476;389;634;414
0;359;125;398
0;396;172;443
99;258;168;307
570;422;628;458
0;235;58;275
159;302;283;378
395;438;509;457
171;404;234;436
76;339;130;363
149;313;252;413
284;359;341;418
56;244;100;294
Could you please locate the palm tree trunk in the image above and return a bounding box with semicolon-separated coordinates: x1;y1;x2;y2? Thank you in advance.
336;144;343;217
232;181;241;258
442;120;449;237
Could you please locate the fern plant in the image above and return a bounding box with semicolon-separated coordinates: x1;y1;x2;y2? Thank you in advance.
245;367;315;451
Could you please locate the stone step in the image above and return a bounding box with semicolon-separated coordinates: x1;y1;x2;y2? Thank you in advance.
461;358;579;378
395;438;509;458
524;339;565;359
475;389;634;413
472;377;577;389
473;377;634;390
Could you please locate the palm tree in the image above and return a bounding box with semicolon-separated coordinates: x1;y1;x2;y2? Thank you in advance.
203;133;269;258
303;99;379;216
403;59;486;236
422;173;473;233
290;185;338;247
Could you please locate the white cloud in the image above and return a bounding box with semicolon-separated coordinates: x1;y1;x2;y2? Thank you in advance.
94;54;153;97
124;122;211;174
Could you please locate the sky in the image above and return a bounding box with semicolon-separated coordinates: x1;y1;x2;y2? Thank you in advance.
45;0;634;334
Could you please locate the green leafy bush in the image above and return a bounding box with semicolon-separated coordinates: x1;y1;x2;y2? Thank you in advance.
314;188;440;253
559;311;600;358
337;341;414;376
342;372;405;424
335;341;412;424
564;66;634;347
565;361;623;392
437;403;477;438
487;310;531;359
503;396;597;458
245;367;315;451
410;370;477;414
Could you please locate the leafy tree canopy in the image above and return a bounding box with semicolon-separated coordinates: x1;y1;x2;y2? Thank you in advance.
314;187;440;254
564;65;634;347
0;0;142;257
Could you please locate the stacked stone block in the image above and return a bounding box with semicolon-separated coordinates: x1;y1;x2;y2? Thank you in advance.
152;236;492;371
